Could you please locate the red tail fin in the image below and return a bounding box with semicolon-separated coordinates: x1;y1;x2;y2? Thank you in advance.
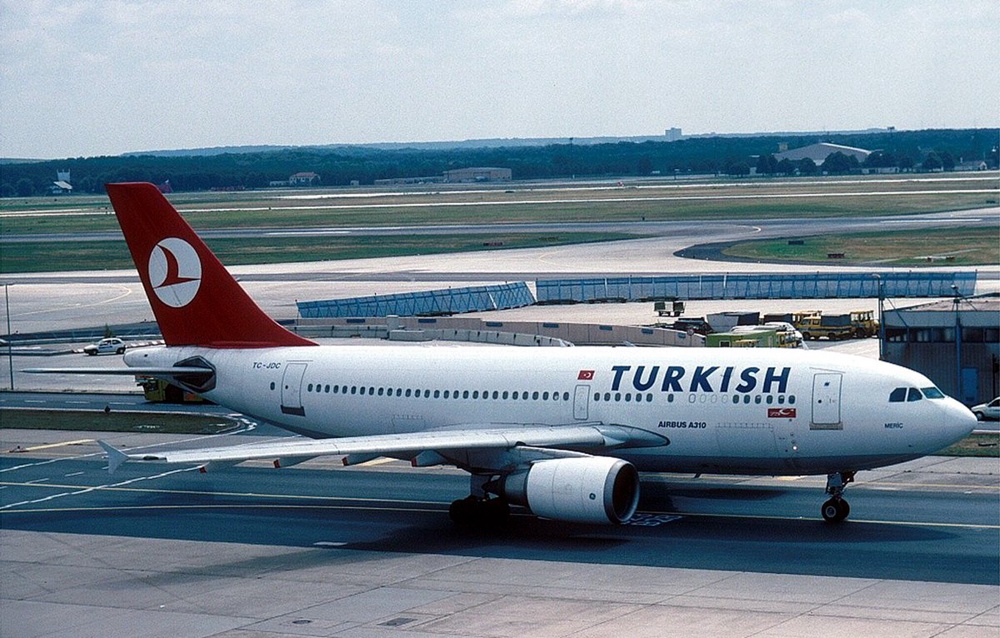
106;183;316;348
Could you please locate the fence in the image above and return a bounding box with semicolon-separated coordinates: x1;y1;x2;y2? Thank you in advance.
534;272;978;303
297;282;535;319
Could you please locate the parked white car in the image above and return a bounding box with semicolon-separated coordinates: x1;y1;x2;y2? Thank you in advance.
971;397;1000;422
83;337;126;356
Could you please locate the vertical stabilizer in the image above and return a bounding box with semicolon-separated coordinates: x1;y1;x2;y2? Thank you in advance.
106;182;316;348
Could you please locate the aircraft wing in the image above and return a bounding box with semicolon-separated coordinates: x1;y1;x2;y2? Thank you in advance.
99;423;667;473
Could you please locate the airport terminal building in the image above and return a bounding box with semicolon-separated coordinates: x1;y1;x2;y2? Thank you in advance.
883;294;1000;405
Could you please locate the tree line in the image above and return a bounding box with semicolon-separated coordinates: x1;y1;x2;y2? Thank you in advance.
2;128;996;197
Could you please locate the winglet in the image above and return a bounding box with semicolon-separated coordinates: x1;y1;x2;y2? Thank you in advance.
98;440;130;474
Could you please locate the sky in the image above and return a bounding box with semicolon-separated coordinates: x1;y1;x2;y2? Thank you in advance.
1;0;998;159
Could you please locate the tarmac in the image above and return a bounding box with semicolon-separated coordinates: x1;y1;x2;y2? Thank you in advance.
2;215;999;637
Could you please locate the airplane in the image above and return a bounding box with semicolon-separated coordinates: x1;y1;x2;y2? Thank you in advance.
29;182;976;526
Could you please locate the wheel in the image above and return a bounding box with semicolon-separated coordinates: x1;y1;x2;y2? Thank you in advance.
821;498;850;523
87;350;97;356
974;411;985;421
481;498;511;527
449;496;510;528
837;499;850;520
116;348;125;354
449;496;477;524
802;332;812;341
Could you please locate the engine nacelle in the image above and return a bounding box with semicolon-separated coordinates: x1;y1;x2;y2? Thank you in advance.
499;456;639;525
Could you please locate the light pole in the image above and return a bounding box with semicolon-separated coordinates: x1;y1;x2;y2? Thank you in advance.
952;284;963;402
4;283;12;390
873;274;885;360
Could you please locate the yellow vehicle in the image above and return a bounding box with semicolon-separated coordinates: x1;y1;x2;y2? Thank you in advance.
136;376;209;403
849;310;879;338
796;314;854;341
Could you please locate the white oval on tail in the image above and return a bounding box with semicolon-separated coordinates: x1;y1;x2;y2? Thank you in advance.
148;237;202;308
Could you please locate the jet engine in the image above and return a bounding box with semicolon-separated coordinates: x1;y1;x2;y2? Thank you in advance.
499;456;639;524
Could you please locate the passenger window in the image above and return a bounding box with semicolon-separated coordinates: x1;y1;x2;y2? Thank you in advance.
907;388;922;402
889;388;906;402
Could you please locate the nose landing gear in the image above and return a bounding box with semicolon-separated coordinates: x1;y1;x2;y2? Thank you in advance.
822;471;856;523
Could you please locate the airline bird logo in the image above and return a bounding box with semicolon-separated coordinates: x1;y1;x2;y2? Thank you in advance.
148;237;202;308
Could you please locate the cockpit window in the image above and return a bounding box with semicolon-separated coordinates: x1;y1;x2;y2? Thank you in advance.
907;388;922;402
921;387;945;399
889;387;907;403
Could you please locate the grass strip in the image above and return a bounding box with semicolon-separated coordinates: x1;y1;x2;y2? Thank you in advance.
0;232;637;272
721;227;999;267
0;408;240;435
938;432;999;457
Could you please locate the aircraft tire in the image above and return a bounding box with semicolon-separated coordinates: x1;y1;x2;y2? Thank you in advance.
449;496;510;528
821;498;850;523
449;496;477;525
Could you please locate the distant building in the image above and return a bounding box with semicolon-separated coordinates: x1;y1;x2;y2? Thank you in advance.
774;142;871;166
443;167;512;183
289;172;320;186
883;294;1000;405
665;127;683;142
374;175;445;186
956;160;988;172
49;169;72;194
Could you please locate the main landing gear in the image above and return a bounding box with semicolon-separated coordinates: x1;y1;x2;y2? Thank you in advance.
449;474;511;528
822;471;856;523
449;496;511;527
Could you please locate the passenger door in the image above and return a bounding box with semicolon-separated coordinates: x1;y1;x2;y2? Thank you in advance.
280;362;308;416
811;372;842;429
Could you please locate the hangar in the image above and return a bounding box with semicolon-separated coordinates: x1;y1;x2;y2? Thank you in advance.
883;293;1000;406
774;142;871;166
444;167;512;182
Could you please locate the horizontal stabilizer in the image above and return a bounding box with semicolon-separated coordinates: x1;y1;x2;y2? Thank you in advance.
24;366;212;376
98;440;130;474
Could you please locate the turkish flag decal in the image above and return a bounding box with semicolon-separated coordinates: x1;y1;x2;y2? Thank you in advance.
768;407;797;418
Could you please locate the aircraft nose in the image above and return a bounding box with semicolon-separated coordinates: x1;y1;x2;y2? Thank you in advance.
943;398;977;442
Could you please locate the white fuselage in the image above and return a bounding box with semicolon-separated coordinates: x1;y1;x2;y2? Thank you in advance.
125;344;975;476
